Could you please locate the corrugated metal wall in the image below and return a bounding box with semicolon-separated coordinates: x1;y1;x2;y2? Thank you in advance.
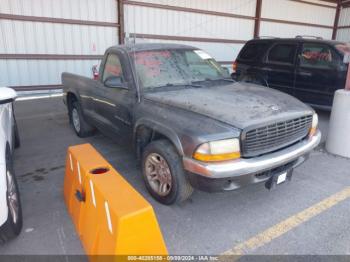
124;0;256;64
0;0;343;90
337;7;350;42
0;0;119;89
124;0;337;69
261;0;335;39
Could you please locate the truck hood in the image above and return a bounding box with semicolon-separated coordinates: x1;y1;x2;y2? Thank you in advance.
144;82;313;130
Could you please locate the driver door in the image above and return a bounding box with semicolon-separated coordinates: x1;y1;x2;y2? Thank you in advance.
93;52;134;137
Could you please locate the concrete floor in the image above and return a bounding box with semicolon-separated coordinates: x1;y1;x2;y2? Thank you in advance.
0;96;349;257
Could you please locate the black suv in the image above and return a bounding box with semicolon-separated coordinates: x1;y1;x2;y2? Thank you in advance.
233;36;348;109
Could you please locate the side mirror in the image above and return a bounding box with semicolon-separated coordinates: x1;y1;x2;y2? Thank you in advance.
0;87;17;104
104;76;128;89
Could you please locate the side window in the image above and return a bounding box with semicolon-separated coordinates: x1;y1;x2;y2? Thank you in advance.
102;54;124;82
267;44;297;65
300;43;339;69
239;43;267;61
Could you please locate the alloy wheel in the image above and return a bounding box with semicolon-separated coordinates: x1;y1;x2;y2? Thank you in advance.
144;153;172;196
6;170;19;224
72;108;81;133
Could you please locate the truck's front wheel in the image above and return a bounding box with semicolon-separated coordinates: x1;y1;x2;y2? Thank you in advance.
70;101;95;138
142;140;193;205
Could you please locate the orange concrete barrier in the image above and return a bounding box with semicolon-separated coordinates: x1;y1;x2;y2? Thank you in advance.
63;144;168;257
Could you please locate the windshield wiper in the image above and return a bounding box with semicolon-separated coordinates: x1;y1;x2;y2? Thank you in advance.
166;83;203;88
147;82;203;91
220;78;236;83
191;78;235;85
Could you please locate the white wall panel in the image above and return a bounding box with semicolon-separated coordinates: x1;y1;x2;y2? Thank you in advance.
134;0;257;16
336;5;350;42
0;59;100;86
0;20;118;54
262;0;335;27
339;8;350;27
0;0;119;88
0;0;118;22
124;1;254;67
125;5;254;40
260;21;333;39
336;29;350;42
305;0;335;7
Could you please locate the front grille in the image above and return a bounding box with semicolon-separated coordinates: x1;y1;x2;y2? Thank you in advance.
242;115;313;157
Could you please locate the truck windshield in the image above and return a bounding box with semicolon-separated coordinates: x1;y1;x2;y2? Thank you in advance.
131;49;229;90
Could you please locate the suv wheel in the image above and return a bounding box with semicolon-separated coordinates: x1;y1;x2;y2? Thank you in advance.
0;147;22;244
70;101;95;138
142;140;193;205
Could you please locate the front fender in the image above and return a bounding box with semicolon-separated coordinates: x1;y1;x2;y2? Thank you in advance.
134;118;184;156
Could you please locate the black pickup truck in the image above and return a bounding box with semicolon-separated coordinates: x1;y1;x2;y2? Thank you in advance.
62;43;321;205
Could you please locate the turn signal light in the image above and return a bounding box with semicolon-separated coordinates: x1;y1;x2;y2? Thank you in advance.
92;65;99;80
232;61;238;72
309;113;319;138
194;152;241;162
309;127;317;137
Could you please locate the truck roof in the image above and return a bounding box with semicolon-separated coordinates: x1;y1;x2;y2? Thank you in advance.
108;43;197;53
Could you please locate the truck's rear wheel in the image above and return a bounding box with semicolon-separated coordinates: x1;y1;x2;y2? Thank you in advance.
142;140;193;205
70;101;95;138
0;147;22;244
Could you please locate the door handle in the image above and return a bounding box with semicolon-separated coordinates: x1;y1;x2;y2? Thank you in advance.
299;71;312;77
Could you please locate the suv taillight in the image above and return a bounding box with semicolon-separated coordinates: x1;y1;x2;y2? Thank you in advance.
92;65;99;80
232;61;238;72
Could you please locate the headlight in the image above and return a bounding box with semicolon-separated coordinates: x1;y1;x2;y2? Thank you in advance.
309;113;318;137
193;138;241;162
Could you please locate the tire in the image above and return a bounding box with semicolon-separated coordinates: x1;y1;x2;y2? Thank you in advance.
70;101;95;138
0;147;22;244
141;139;193;205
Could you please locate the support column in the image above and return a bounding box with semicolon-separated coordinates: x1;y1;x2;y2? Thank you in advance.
332;0;341;40
254;0;262;38
118;0;125;44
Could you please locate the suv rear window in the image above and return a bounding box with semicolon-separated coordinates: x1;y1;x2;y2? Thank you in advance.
239;42;267;61
267;44;297;64
300;43;340;69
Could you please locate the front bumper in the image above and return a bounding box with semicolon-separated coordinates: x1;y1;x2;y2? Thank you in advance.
183;131;321;191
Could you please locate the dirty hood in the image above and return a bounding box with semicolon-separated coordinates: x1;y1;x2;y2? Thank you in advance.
144;82;313;130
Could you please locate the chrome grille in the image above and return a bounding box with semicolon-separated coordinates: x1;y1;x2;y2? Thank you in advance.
242;115;313;157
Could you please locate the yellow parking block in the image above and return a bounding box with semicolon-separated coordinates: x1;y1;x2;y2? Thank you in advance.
63;144;168;257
